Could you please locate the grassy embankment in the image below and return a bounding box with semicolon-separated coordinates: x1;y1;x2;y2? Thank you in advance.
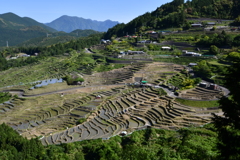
175;98;220;108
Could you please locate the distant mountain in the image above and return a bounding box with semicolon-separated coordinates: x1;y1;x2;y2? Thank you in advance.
45;15;119;33
0;12;57;46
0;12;56;32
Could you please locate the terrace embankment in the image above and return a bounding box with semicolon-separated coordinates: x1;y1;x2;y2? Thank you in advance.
41;86;221;145
0;62;224;145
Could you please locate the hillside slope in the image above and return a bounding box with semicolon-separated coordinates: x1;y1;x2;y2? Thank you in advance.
0;12;57;46
104;0;237;39
0;12;56;32
18;29;100;47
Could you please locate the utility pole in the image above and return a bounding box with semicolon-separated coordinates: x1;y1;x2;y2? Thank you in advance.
6;41;8;47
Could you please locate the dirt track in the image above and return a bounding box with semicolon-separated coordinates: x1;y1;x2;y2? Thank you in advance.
0;84;125;98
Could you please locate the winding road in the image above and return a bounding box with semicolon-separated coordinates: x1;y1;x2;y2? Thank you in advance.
0;84;125;98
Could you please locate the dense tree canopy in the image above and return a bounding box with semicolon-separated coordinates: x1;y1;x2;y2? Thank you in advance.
213;57;240;159
0;123;219;160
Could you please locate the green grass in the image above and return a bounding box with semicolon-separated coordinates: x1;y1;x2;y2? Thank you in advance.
208;60;230;66
175;98;220;108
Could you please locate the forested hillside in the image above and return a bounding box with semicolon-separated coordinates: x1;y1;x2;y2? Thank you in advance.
0;13;56;47
0;12;56;31
17;29;100;47
0;33;103;71
0;26;50;47
104;0;239;39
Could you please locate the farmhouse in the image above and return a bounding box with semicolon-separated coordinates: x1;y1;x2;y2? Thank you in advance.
210;83;218;90
188;63;198;67
138;40;146;43
182;50;188;54
95;95;101;99
199;82;208;88
127;50;145;55
146;31;157;34
19;54;30;57
145;40;152;43
161;46;171;50
184;52;201;57
10;57;17;59
119;51;125;55
101;39;111;44
120;131;127;136
206;22;216;26
191;24;202;27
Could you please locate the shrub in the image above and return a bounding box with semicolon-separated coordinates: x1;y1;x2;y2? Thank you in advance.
77;118;87;125
63;75;84;85
0;92;11;103
155;88;167;96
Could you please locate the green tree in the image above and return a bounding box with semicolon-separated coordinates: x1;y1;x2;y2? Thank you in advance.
0;92;12;103
183;22;191;30
209;45;219;55
232;16;240;25
193;60;212;78
232;35;240;47
227;52;240;62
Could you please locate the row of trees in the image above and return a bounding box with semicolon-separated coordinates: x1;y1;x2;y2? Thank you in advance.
196;32;240;47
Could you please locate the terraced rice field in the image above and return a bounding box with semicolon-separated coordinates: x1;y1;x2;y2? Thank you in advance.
41;87;220;145
86;63;146;85
0;62;223;145
84;62;183;85
0;86;128;137
0;57;74;88
179;86;224;100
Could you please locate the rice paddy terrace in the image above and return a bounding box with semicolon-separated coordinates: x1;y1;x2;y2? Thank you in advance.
0;62;224;145
85;62;184;85
0;57;72;89
40;87;221;145
178;86;224;100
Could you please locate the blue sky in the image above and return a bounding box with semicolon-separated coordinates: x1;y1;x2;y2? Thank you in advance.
0;0;172;23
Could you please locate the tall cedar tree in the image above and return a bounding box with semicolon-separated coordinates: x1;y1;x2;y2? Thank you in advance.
212;58;240;159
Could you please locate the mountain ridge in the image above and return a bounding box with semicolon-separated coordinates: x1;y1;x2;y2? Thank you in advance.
0;12;56;32
0;12;102;47
45;15;119;33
